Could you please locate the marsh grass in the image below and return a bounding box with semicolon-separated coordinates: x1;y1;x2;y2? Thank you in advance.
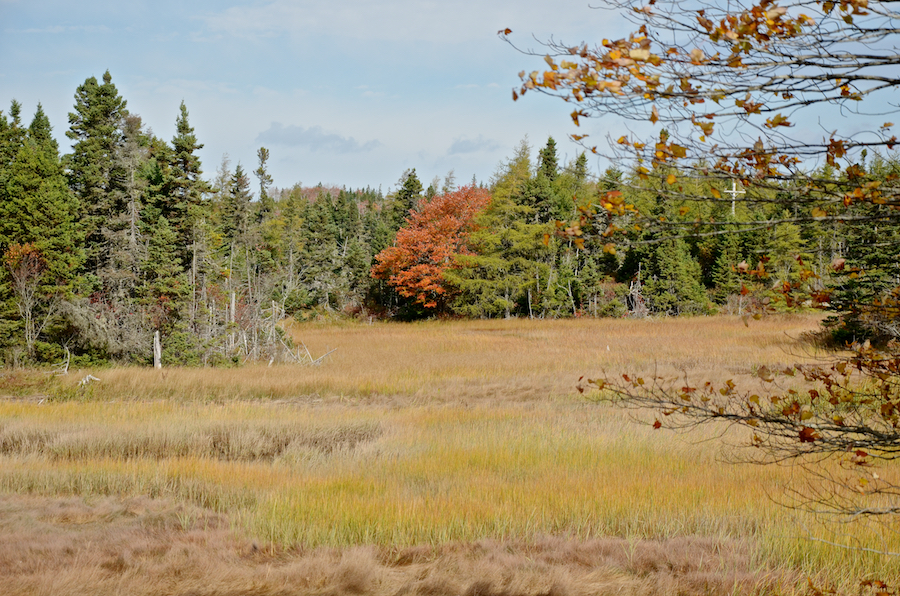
30;315;826;404
0;494;802;596
1;315;896;593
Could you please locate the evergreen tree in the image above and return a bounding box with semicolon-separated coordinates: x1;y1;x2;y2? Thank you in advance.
165;101;209;249
447;140;551;317
642;237;709;315
65;71;128;279
142;216;187;329
538;137;559;182
99;113;150;301
826;155;900;341
0;104;84;359
618;172;710;315
520;137;571;224
388;169;423;231
298;191;344;308
254;146;275;223
222;164;252;246
0;100;26;169
572;152;589;184
764;209;807;288
710;226;744;304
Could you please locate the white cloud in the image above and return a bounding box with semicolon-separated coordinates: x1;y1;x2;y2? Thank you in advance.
448;135;500;155
256;122;381;153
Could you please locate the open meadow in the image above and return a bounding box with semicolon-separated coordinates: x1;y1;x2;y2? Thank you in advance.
1;315;897;595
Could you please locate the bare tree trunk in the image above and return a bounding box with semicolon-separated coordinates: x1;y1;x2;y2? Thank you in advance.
153;330;162;369
229;290;236;354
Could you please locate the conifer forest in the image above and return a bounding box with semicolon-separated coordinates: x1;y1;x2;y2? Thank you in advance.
1;71;898;367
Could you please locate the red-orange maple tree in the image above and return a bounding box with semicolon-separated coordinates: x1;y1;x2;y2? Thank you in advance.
371;186;491;311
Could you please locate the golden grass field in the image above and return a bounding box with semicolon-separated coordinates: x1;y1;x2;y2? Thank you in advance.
1;315;897;595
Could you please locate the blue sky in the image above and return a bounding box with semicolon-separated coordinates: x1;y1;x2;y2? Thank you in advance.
0;0;627;194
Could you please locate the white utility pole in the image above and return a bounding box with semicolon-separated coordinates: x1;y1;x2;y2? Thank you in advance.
724;180;746;217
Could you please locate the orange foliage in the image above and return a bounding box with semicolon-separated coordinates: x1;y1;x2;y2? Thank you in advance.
371;186;491;310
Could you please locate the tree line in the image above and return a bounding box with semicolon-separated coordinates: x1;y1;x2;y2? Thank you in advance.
1;71;897;366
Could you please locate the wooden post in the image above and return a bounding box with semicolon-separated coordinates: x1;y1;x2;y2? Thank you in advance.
153;330;162;369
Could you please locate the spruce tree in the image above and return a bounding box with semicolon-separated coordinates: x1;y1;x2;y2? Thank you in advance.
165;101;209;249
1;104;83;287
299;191;344;308
826;155;900;341
99;113;150;301
0;100;26;169
710;227;744;304
65;71;128;279
254;146;274;223
389;169;423;232
0;104;84;359
223;164;252;246
142;216;187;328
538;137;559;182
643;237;709;315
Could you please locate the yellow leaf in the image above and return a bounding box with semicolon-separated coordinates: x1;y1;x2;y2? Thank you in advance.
629;48;651;61
811;207;827;218
666;173;677;185
649;105;659;124
711;188;721;199
617;135;629;145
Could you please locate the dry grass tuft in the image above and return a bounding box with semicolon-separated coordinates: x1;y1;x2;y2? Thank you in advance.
0;494;799;596
0;413;381;462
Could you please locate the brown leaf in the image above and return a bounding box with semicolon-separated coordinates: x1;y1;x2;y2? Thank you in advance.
799;427;820;443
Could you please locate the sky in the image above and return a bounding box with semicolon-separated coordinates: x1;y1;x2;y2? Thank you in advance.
0;0;628;195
